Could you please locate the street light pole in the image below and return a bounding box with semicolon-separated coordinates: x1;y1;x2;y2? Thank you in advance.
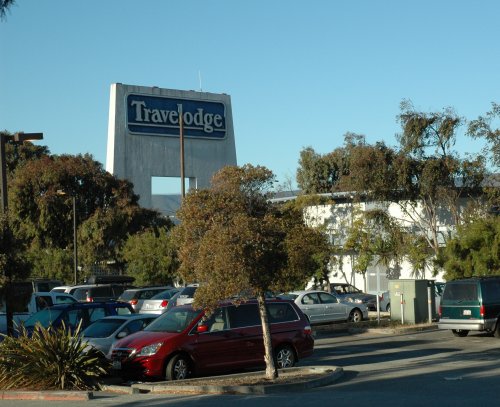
0;132;43;336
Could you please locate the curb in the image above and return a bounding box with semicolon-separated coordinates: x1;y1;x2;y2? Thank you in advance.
0;390;93;401
103;366;343;395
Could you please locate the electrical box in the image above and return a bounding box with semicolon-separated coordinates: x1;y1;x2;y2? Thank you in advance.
388;279;436;324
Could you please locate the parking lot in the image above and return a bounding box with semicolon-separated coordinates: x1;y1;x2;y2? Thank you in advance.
3;327;500;406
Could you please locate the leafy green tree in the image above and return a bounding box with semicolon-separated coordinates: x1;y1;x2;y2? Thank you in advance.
174;164;323;380
467;102;500;169
0;0;15;20
436;216;500;280
7;153;171;282
0;213;31;285
121;228;178;286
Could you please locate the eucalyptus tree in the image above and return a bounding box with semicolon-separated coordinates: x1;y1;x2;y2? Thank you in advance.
174;164;325;380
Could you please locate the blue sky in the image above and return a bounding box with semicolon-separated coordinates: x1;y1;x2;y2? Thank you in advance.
1;1;499;193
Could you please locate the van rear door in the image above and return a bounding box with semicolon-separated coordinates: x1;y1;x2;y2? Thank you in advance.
441;282;481;319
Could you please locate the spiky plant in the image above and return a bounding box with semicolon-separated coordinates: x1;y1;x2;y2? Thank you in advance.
0;322;110;390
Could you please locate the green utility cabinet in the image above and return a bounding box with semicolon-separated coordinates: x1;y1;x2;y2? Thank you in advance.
388;279;436;324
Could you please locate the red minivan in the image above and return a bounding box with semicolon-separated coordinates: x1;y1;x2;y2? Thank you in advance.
110;299;314;380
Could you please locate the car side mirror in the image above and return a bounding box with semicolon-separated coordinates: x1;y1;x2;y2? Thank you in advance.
197;325;209;333
117;331;128;339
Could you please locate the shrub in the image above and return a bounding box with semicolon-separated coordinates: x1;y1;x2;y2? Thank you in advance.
0;322;110;390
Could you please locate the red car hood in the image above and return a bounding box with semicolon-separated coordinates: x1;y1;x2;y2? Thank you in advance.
114;330;181;349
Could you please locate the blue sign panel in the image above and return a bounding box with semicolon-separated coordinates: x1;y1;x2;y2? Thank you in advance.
127;94;226;139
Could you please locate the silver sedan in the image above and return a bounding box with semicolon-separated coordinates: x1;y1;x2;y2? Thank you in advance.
284;290;368;324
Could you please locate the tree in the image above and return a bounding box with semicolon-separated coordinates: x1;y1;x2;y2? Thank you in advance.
0;0;15;21
121;228;178;286
436;216;500;280
0;212;30;285
174;164;324;380
467;102;500;169
7;153;172;281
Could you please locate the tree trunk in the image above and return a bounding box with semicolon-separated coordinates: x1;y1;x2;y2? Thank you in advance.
257;292;278;380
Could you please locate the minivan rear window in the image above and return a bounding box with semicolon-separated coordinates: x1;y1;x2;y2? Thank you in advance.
443;283;478;301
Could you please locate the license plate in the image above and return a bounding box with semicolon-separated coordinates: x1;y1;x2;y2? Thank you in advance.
463;309;471;316
112;360;121;370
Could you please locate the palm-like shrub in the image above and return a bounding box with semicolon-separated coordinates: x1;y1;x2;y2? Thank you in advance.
0;323;110;390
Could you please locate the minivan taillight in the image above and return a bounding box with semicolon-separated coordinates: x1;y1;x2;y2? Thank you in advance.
130;299;138;306
304;325;312;335
480;305;485;317
439;305;442;317
87;297;93;302
160;300;169;308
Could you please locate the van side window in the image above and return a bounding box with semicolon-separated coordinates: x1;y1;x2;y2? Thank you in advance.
481;280;500;302
227;304;260;328
267;303;299;323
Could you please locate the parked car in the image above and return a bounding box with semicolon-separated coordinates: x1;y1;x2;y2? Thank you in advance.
438;277;500;337
139;289;180;315
110;299;314;380
379;291;391;312
118;286;175;312
285;290;368;324
62;284;134;302
330;283;377;311
82;314;157;355
22;301;135;334
0;292;77;334
175;284;199;306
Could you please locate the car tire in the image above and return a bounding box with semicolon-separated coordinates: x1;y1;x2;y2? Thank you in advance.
275;345;296;369
348;309;363;323
165;354;190;380
452;329;469;337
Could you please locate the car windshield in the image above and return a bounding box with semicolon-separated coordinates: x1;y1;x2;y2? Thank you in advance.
24;308;64;328
150;289;178;300
144;307;200;333
83;318;125;338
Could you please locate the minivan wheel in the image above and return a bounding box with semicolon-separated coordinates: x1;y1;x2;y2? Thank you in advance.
165;354;190;380
348;309;363;323
452;329;469;337
275;345;296;368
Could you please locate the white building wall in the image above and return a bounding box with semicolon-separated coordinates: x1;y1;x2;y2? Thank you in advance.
304;200;448;294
